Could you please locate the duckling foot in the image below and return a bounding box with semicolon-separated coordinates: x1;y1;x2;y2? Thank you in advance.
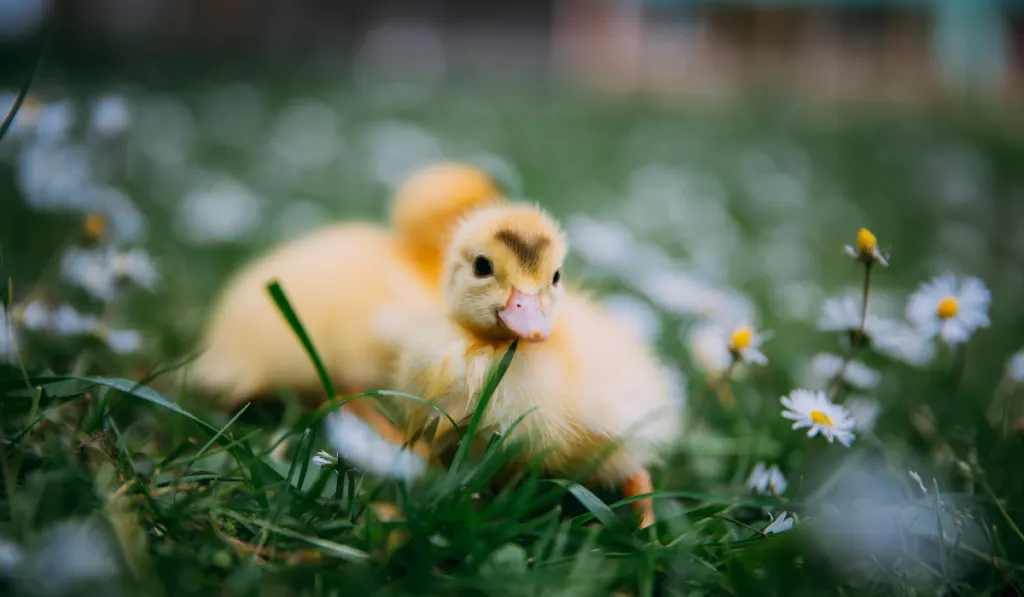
623;469;656;530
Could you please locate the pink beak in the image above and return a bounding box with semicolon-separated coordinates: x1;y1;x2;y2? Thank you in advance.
498;288;550;341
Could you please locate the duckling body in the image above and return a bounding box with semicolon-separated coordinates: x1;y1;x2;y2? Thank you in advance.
391;203;683;527
398;292;681;484
184;162;503;410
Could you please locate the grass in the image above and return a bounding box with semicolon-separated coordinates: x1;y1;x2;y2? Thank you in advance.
2;50;1024;595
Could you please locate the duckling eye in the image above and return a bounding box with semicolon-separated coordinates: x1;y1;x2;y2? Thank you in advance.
473;256;494;278
552;269;561;285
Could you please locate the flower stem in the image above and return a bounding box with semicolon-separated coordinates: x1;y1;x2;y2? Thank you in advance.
827;262;873;399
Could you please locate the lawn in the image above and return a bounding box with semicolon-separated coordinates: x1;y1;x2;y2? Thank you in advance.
2;56;1024;596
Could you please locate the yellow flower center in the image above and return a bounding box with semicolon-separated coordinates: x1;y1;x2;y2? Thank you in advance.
937;296;959;319
810;410;834;427
83;213;107;242
730;326;753;351
856;228;878;253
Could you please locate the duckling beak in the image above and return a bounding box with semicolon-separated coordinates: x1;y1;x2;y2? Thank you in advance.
498;288;550;341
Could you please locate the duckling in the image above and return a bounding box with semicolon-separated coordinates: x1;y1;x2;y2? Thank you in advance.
391;203;684;528
183;162;505;421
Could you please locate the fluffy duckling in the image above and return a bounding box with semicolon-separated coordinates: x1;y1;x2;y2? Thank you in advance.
183;162;505;419
391;203;684;528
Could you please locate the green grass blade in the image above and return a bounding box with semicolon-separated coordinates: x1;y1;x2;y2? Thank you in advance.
547;479;629;534
451;339;518;472
0;4;60;144
266;280;335;398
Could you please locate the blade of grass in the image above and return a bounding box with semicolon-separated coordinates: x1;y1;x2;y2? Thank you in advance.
0;2;60;144
222;511;369;562
450;339;518;472
547;479;629;534
266;280;335;398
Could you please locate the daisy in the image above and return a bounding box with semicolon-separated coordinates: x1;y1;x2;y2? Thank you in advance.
906;272;990;345
101;328;143;354
0;305;18;363
870;320;936;367
844;227;889;267
1008;349;1024;385
727;324;769;366
764;511;795;535
818;295;889;341
746;461;788;496
324;409;426;483
806;352;880;391
845;396;881;432
781;389;856;447
311;451;339;467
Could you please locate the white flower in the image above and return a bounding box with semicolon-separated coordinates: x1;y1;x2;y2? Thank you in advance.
727;324;769;365
0;305;18;363
845;396;881;432
0;536;22;575
90;94;131;136
908;470;927;495
602;294;662;343
764;511;795;535
113;248;159;291
19;300;51;330
176;177;262;244
103;329;142;354
746;462;788;496
843;227;889;267
60;246;159;301
906;272;991;345
781;389;856;447
90;187;147;244
1008;349;1024;385
311;451;338;467
684;322;733;379
51;304;99;336
870;320;937;367
818;295;889;340
324;409;426;482
806;352;880;391
61;247;119;301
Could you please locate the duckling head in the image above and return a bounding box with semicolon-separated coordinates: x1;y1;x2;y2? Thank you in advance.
442;203;567;342
390;162;505;260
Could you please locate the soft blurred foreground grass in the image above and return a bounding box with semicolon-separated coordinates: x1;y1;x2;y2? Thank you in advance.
2;63;1024;596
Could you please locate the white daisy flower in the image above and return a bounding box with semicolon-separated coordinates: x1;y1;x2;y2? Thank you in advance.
906;272;991;345
61;246;160;301
51;304;99;336
727;324;769;365
60;247;119;302
818;295;889;340
102;329;143;354
19;300;51;330
311;451;338;467
764;511;795;535
113;248;159;291
1007;349;1024;385
684;322;733;379
870;320;937;367
843;227;889;267
746;462;788;496
324;409;426;483
806;352;880;391
0;305;18;363
90;94;131;136
845;396;881;432
780;389;856;447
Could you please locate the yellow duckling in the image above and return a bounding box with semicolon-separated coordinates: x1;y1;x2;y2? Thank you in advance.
390;203;684;528
183;162;504;423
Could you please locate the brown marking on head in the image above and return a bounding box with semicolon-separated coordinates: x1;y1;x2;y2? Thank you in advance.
495;229;551;272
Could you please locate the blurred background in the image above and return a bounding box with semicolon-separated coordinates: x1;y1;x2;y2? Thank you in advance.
2;0;1023;388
